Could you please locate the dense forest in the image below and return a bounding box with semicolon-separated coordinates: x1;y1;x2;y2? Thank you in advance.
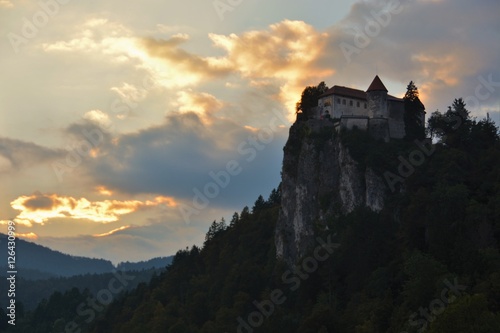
0;268;162;311
2;97;499;333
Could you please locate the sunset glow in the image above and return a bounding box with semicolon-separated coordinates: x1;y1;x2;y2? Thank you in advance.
1;0;498;263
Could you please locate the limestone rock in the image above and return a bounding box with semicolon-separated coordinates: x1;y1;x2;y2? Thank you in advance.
275;120;387;266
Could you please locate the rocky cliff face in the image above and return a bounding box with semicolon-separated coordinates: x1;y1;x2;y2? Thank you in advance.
275;120;388;266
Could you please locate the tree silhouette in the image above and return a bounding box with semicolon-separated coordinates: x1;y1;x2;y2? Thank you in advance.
296;82;328;119
403;81;425;140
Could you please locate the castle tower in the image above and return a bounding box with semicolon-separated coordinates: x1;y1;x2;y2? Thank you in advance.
366;75;388;118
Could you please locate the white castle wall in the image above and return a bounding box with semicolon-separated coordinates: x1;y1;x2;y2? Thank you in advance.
319;95;368;119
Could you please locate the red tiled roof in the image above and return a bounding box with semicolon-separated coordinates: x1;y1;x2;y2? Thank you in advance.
367;75;388;92
320;76;403;102
320;86;367;100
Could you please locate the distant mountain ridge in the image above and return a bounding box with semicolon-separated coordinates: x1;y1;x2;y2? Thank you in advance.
0;233;114;278
0;234;173;279
116;256;173;271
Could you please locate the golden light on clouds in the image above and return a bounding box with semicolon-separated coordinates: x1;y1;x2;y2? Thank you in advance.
16;232;38;240
176;90;224;118
411;53;464;105
93;225;130;238
150;196;178;208
0;0;13;8
1;219;33;227
83;110;112;128
209;20;334;113
140;37;231;88
41;17;334;119
412;54;461;87
42;18;215;89
9;192;179;225
95;186;113;196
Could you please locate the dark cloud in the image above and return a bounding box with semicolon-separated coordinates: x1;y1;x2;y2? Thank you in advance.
83;110;287;209
0;137;65;172
23;193;57;210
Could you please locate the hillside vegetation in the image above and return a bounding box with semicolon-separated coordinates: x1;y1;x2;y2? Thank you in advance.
2;99;499;333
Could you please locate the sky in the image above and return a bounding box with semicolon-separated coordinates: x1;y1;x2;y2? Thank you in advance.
0;0;499;264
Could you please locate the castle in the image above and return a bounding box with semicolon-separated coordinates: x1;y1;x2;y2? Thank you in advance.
301;75;425;141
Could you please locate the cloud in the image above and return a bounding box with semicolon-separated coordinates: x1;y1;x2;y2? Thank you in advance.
320;0;500;113
0;0;13;8
0;137;65;173
209;20;334;111
16;232;38;240
140;36;232;85
93;225;131;237
0;219;32;227
83;109;287;210
35;216;206;264
43;18;231;89
95;186;113;196
176;90;224;117
9;192;178;225
83;110;112;128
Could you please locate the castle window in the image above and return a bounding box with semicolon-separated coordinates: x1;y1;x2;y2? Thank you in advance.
349;100;353;106
364;103;367;109
337;98;340;103
357;101;360;107
342;99;346;105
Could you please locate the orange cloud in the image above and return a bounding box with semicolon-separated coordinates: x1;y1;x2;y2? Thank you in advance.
43;18;227;89
16;232;38;240
149;196;178;208
0;0;13;8
9;192;179;225
176;90;224;116
95;186;113;196
93;225;130;237
209;20;334;113
0;219;32;227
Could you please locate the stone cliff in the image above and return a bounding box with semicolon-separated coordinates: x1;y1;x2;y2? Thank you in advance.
275;119;388;266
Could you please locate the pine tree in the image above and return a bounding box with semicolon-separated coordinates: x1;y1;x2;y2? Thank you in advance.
252;195;267;213
403;81;425;140
229;212;239;226
267;185;281;206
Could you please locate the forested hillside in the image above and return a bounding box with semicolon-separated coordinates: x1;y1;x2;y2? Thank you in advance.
84;99;499;333
3;98;499;333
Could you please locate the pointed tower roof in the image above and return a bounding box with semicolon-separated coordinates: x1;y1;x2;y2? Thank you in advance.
366;75;388;92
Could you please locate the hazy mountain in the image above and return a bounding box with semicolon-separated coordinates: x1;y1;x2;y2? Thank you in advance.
0;234;174;279
0;234;114;278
